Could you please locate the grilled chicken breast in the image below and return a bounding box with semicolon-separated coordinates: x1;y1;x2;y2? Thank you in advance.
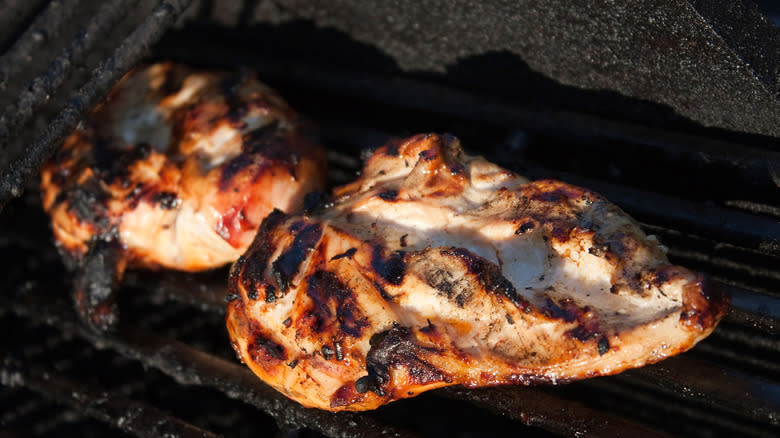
226;133;728;411
41;63;326;329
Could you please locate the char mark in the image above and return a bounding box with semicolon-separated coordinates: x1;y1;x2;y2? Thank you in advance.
418;148;437;161
67;179;110;227
597;337;610;355
371;247;406;285
219;153;253;190
306;270;369;338
248;334;286;363
357;324;450;396
543;298;603;342
423;268;472;308
383;142;400;157
377;190;398;201
234;209;288;291
271;222;323;293
441;248;531;312
330;247;357;261
93;141;152;183
515;221;535;234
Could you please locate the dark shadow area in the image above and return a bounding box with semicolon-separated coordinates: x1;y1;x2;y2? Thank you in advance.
154;19;780;208
161;18;779;148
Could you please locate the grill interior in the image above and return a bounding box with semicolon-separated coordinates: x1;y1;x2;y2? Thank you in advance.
1;1;779;437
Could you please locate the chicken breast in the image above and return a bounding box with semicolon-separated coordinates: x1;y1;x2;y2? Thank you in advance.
41;63;326;329
226;133;729;411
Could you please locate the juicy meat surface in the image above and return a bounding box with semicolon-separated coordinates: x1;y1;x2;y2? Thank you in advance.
227;133;729;411
41;63;326;329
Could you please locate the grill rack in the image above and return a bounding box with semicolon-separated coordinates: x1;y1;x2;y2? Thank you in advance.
1;1;780;436
1;151;779;437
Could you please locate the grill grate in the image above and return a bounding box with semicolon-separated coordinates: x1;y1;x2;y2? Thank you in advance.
0;0;193;209
1;1;780;437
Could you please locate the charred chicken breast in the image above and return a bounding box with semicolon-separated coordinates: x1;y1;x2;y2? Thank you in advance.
41;63;327;330
226;133;728;411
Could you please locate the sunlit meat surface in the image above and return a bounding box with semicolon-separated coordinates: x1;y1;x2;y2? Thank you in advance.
41;62;327;329
227;133;729;411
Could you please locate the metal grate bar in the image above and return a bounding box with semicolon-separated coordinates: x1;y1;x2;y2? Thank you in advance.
580;376;777;438
515;164;780;258
628;355;780;425
0;0;141;144
0;355;221;438
725;307;779;337
6;290;422;438
310;116;780;258
152;37;780;169
0;0;49;51
124;257;780;432
0;0;87;96
0;0;193;210
440;386;671;438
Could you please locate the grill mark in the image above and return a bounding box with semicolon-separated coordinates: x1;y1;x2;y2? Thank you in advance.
233;209;288;299
219;121;289;190
247;322;286;365
377;189;398;201
247;335;286;364
331;383;365;408
218;154;253;190
330;247;357;261
356;324;450;396
422;267;473;308
371;247;406;285
271;222;323;293
383;143;400;157
306;270;369;338
93;141;152;183
418;148;437;161
440;248;531;312
542;298;604;343
220;73;250;125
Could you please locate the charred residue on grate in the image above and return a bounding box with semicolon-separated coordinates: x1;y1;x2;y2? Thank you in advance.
1;1;780;437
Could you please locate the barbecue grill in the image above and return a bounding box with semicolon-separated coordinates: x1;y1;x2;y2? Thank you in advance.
1;1;779;436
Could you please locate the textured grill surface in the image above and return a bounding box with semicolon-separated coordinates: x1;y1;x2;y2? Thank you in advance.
0;1;779;436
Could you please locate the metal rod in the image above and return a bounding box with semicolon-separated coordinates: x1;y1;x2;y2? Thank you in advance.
0;0;87;96
629;355;780;425
0;0;141;142
0;355;222;438
8;256;780;436
0;0;49;51
7;292;422;438
516;164;780;257
440;386;671;438
0;0;194;210
152;37;780;166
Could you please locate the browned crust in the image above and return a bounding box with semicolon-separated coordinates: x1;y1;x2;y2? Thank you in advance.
40;63;327;272
226;133;729;411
